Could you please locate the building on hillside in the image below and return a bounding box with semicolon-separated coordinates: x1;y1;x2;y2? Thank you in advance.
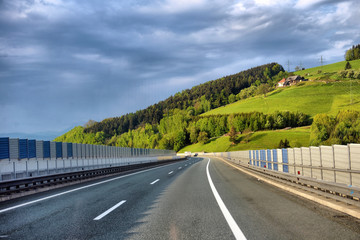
278;78;286;87
277;75;307;87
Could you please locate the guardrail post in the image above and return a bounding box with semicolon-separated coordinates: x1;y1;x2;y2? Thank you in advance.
309;147;313;178
300;147;304;176
13;162;16;179
319;147;323;180
332;145;336;183
348;144;352;186
293;148;296;175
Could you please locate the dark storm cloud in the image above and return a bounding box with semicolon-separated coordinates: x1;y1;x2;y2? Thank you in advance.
0;0;359;136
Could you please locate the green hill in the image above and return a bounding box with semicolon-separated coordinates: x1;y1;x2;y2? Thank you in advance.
203;80;360;117
180;60;360;152
56;58;360;153
203;59;360;118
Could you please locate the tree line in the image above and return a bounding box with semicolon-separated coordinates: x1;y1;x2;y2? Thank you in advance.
56;110;311;152
310;110;360;145
345;44;360;61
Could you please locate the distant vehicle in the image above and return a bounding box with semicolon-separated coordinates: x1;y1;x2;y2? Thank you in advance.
185;152;192;157
194;153;198;157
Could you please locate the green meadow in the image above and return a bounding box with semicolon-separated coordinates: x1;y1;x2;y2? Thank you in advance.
294;59;360;80
202;81;360;117
179;126;311;153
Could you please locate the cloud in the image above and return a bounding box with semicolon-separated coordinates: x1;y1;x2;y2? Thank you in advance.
254;0;291;7
139;0;208;14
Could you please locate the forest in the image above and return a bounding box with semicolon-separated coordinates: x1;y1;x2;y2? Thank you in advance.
83;63;286;138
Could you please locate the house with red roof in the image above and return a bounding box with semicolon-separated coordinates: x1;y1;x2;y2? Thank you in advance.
277;78;286;87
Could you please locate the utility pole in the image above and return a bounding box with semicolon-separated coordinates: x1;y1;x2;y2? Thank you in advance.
320;56;324;68
287;60;291;72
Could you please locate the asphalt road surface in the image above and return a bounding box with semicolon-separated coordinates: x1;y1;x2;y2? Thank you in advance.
1;157;360;240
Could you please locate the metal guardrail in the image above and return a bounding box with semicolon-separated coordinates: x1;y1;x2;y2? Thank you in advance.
0;156;171;181
0;157;186;196
217;156;360;202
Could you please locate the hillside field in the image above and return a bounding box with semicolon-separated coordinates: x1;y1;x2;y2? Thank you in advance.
179;126;310;153
294;59;360;80
203;81;360;117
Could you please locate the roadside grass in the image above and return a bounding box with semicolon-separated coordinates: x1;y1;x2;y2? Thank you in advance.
202;81;360;117
179;126;311;153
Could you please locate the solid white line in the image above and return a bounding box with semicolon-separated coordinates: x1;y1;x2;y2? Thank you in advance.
0;162;180;214
150;179;160;185
178;167;182;169
168;171;173;175
93;200;126;220
206;158;247;240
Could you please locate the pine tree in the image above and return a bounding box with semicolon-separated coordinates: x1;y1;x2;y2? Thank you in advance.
345;61;352;70
229;126;237;143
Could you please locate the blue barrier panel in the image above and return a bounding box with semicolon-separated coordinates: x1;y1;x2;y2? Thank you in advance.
273;149;278;171
267;149;272;170
256;150;259;166
19;139;28;159
252;150;256;165
67;143;73;158
28;140;36;158
0;137;9;159
260;150;266;168
248;151;251;165
43;141;50;158
282;148;289;173
56;142;62;158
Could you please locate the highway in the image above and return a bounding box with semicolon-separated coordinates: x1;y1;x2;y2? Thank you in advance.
0;157;360;240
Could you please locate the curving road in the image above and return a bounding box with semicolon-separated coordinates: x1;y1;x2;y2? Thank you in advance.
0;157;360;240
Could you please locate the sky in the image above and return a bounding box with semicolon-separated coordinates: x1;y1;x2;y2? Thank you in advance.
0;0;360;139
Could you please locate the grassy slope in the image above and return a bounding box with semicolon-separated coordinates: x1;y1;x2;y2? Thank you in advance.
181;60;360;152
202;81;360;117
179;126;310;153
295;59;360;80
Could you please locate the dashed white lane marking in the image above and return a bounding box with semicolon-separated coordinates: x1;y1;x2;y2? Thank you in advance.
94;200;126;220
168;171;173;175
206;158;247;240
0;162;180;214
178;167;182;170
185;164;187;166
150;179;160;185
